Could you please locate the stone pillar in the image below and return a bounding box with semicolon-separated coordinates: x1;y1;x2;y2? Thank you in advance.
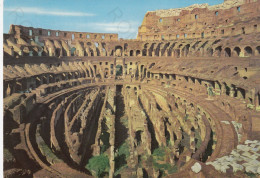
255;93;259;109
79;50;84;56
11;47;14;56
214;82;221;95
38;51;42;56
230;86;235;97
221;83;227;95
49;48;53;56
240;49;245;57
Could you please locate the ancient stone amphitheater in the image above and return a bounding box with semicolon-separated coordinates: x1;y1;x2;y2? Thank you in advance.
3;0;260;177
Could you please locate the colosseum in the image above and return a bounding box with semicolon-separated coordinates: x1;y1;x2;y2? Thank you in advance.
3;0;260;177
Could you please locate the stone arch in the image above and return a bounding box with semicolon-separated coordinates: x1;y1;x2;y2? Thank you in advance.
149;43;156;56
85;68;90;77
55;48;61;57
116;65;123;76
130;50;134;56
182;44;190;57
206;47;213;57
175;49;181;58
110;50;114;56
124;43;128;56
136;50;141;56
129;68;133;75
115;46;123;57
104;68;109;78
161;42;170;56
224;47;231;57
71;47;76;56
244;46;253;57
142;49;147;56
89;48;94;56
101;42;107;56
168;42;177;56
233;47;241;57
155;43;163;56
214;46;222;57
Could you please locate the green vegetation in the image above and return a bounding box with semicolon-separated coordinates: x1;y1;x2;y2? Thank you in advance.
120;116;128;128
38;138;62;164
207;86;215;96
184;114;189;121
152;147;178;175
86;154;110;177
114;142;130;175
100;131;110;153
152;147;166;161
117;142;130;157
245;172;257;178
195;130;202;150
36;125;61;164
4;148;14;162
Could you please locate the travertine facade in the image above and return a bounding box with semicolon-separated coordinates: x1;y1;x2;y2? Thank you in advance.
3;0;260;177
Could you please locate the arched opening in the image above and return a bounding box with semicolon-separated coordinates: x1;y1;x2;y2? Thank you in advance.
147;72;150;78
148;43;156;56
129;68;133;75
237;88;246;99
214;46;222;57
55;48;61;57
110;50;114;56
143;68;147;78
115;46;123;57
136;50;141;56
234;47;241;57
142;49;147;56
15;83;22;93
130;50;134;56
255;46;260;56
224;47;231;57
88;49;93;56
42;77;48;84
96;48;101;56
86;69;90;77
71;47;76;56
207;48;213;57
244;46;253;57
182;44;190;57
155;43;162;56
175;49;180;58
116;65;123;76
124;43;128;55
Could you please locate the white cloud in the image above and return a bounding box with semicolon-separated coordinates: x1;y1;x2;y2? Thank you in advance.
84;21;139;33
4;7;95;17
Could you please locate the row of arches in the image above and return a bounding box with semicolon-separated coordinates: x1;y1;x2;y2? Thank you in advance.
4;35;260;58
220;46;259;57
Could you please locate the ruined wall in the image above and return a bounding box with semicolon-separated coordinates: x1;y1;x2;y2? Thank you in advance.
9;25;118;42
137;0;260;40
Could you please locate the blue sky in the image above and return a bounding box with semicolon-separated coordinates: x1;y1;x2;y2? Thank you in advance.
4;0;224;39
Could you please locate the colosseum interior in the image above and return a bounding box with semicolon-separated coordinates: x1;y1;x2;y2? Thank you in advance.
3;0;260;177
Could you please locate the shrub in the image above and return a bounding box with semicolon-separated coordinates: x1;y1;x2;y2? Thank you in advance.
86;154;110;177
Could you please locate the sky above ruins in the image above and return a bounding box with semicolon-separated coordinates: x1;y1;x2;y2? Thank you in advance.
4;0;224;39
